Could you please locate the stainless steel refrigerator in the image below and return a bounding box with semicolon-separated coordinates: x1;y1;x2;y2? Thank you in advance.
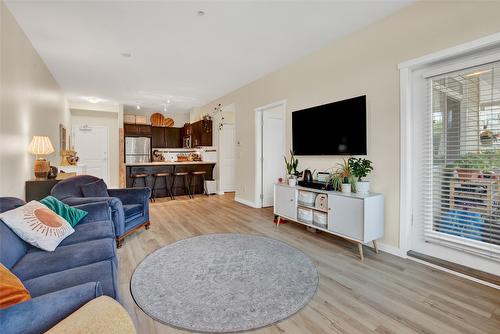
125;137;151;164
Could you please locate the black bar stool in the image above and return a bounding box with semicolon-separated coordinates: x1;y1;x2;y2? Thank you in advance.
171;172;192;199
130;172;151;201
152;171;173;201
190;171;206;197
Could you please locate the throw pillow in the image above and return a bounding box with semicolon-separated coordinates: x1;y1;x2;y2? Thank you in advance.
0;263;31;309
81;179;109;198
0;201;74;251
40;196;88;227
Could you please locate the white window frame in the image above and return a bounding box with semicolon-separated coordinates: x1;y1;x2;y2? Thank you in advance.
399;32;500;257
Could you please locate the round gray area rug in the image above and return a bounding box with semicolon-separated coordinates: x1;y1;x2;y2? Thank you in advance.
130;233;319;333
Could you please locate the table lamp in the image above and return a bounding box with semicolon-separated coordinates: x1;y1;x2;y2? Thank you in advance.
28;136;54;179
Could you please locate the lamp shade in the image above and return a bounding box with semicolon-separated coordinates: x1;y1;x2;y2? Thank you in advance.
28;136;54;155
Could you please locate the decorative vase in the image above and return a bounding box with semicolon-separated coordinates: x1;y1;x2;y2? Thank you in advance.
341;183;351;193
288;177;297;187
356;181;370;194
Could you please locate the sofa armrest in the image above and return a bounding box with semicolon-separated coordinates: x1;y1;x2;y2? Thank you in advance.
0;282;103;334
107;188;151;205
72;202;112;224
62;197;125;237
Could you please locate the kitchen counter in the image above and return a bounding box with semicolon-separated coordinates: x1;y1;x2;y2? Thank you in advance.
125;162;216;197
125;161;215;166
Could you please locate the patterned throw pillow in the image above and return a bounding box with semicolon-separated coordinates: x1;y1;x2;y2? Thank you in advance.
0;201;74;251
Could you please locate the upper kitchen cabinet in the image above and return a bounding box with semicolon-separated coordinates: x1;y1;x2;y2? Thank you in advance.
124;124;152;136
165;127;182;148
151;126;166;147
191;119;212;147
152;126;182;148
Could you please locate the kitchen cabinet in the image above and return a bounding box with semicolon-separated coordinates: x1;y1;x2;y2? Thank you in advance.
190;120;212;147
152;126;166;148
152;126;182;148
165;127;182;148
124;124;151;136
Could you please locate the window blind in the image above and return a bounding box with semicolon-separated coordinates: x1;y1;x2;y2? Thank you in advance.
424;61;500;260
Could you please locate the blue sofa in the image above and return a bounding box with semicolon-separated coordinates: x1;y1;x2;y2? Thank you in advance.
0;197;119;334
51;175;151;247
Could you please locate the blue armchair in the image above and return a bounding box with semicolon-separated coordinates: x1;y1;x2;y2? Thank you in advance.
50;175;151;247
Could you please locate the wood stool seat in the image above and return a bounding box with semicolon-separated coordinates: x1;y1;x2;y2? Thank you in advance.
190;171;207;197
151;171;172;201
131;173;149;178
173;172;189;176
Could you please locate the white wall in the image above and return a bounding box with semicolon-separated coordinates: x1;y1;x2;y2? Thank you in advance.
0;1;69;198
197;1;500;248
125;109;190;127
70;109;120;188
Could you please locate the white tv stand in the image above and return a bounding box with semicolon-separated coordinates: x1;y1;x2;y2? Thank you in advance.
273;183;384;260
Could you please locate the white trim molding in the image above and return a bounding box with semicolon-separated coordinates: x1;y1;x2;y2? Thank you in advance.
234;196;260;209
398;32;500;260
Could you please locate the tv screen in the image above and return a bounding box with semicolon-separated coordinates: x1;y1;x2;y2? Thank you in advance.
292;95;367;155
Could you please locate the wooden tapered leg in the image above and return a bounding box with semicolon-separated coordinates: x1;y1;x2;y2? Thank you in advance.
372;240;379;254
357;243;364;261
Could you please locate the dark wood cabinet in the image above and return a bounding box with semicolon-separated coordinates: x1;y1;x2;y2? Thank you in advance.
151;126;182;148
124;124;152;136
151;126;166;148
25;179;61;202
165;127;182;148
191;120;212;147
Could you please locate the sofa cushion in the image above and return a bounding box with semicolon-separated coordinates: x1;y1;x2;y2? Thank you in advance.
0;201;75;252
59;221;115;246
0;263;31;309
40;196;88;227
0;220;28;269
50;175;101;200
12;238;116;281
81;179;109;198
23;260;118;299
123;204;143;219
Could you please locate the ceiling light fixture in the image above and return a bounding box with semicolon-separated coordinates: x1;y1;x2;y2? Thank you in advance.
85;96;102;104
136;105;141;110
197;10;205;16
121;52;132;58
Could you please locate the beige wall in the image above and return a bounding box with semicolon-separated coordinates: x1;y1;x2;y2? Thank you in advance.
0;1;69;198
70;109;120;188
198;1;500;248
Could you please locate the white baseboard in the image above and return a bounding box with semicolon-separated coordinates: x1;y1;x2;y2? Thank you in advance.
234;197;259;208
216;191;225;195
376;242;407;258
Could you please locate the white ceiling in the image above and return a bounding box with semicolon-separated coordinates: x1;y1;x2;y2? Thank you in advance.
5;1;412;114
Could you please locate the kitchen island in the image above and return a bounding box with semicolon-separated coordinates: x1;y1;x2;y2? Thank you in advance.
125;162;216;197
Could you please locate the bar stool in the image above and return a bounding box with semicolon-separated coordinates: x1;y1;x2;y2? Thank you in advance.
130;172;149;188
130;172;151;202
190;171;207;197
171;172;192;199
151;171;173;201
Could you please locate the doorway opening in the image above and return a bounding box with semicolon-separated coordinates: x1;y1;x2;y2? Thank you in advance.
255;100;286;208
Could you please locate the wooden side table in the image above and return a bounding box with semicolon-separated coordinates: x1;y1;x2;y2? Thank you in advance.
25;179;61;202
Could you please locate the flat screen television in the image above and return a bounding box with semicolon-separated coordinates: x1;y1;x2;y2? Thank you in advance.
292;95;367;155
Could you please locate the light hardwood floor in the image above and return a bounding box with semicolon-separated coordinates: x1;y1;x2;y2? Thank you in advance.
118;194;500;334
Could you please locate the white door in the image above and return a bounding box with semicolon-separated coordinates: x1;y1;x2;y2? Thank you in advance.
220;124;236;192
73;125;109;184
262;106;285;207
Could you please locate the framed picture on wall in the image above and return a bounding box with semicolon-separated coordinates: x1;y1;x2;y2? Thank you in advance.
59;124;66;151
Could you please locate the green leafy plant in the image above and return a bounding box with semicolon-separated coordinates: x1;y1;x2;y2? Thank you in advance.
348;157;374;181
324;159;356;192
453;150;500;172
284;150;299;177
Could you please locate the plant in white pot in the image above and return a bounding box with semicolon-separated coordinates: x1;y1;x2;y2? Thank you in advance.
336;159;356;193
284;150;299;186
348;157;373;194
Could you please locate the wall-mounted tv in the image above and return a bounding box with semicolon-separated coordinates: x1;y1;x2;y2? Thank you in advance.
292;95;367;155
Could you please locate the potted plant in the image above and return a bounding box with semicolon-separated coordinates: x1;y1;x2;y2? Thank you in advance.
453;153;485;180
284;150;299;186
336;159;355;193
348;157;374;194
